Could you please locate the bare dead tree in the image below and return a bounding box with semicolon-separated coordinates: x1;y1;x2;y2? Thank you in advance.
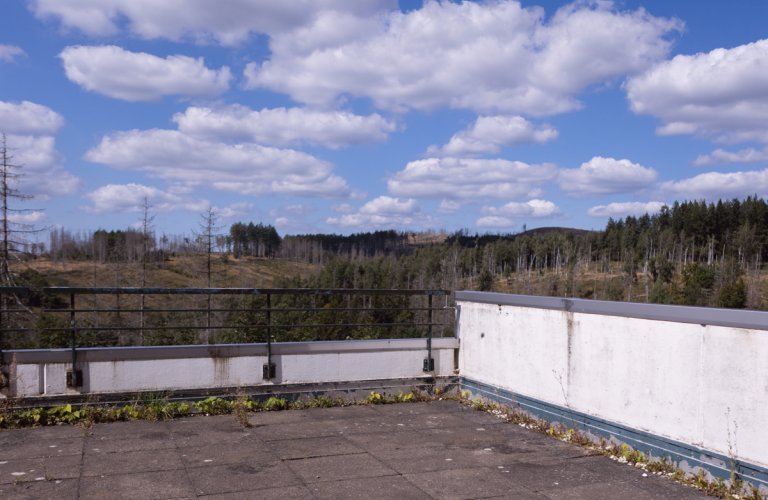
0;133;44;347
196;207;222;343
138;196;155;343
0;133;40;286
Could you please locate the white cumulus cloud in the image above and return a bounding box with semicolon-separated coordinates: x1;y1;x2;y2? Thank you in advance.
0;44;25;63
216;202;255;220
9;211;46;224
326;196;432;229
247;1;679;114
438;199;461;214
59;45;231;101
388;157;556;200
0;100;64;135
627;39;768;144
0;101;78;197
558;157;657;196
173;104;396;149
661;169;768;201
31;0;393;44
478;199;560;229
476;216;516;228
427;116;557;157
84;183;209;213
693;147;768;167
483;199;561;218
84;129;349;198
588;201;667;218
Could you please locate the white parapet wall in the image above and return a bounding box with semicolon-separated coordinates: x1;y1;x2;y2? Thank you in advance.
4;338;457;398
456;291;768;484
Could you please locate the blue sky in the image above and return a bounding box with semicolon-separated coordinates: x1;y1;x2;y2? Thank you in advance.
1;1;768;239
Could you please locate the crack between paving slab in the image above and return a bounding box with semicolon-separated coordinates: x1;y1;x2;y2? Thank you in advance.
281;451;367;461
357;447;439;499
74;429;88;499
168;421;200;499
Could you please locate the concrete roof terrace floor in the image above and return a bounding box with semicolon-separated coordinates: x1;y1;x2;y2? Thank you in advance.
0;400;707;500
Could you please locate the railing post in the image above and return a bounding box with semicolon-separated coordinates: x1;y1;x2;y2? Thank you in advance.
67;292;81;387
0;291;4;365
263;293;276;379
423;293;434;372
0;291;4;387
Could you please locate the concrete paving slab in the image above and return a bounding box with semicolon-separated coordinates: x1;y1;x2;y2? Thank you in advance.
168;426;257;448
266;434;365;460
544;480;676;500
0;436;83;460
303;404;382;420
366;410;471;431
0;424;85;443
404;466;547;499
582;457;709;499
0;476;79;500
369;443;486;474
82;448;183;477
251;420;344;441
189;461;303;496
177;440;276;468
87;420;171;440
318;416;404;435
499;455;612;492
79;469;195;499
201;484;314;499
85;433;176;454
0;454;81;484
309;474;432;500
0;400;710;499
344;429;447;452
249;409;317;425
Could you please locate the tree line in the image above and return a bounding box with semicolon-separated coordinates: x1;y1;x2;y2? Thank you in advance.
29;196;768;312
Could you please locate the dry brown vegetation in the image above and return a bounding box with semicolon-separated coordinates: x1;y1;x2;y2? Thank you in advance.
22;255;319;289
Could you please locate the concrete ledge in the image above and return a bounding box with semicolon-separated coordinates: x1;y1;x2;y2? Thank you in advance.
455;290;768;331
2;338;458;398
461;377;768;491
3;337;459;363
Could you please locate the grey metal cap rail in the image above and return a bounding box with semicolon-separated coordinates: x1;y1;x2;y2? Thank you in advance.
455;291;768;331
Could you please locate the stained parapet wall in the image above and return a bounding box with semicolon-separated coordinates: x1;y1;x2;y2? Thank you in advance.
456;291;768;488
3;338;457;398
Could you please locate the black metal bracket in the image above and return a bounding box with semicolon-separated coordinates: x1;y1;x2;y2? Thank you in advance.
66;370;83;388
423;357;434;372
263;363;276;379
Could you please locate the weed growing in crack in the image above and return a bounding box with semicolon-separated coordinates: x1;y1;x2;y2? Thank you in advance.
233;391;254;428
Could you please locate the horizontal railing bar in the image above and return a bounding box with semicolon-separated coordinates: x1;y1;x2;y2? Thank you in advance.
43;287;449;296
42;306;441;314
42;322;450;332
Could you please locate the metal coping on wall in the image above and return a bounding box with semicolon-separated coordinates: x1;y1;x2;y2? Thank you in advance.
455;291;768;331
460;377;768;489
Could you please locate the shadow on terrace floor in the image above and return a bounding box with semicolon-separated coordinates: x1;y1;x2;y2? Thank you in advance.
0;400;707;499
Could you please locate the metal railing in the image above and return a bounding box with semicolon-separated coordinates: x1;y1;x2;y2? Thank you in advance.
0;287;454;386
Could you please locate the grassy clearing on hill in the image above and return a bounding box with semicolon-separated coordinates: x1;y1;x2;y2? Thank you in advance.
21;255;319;289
